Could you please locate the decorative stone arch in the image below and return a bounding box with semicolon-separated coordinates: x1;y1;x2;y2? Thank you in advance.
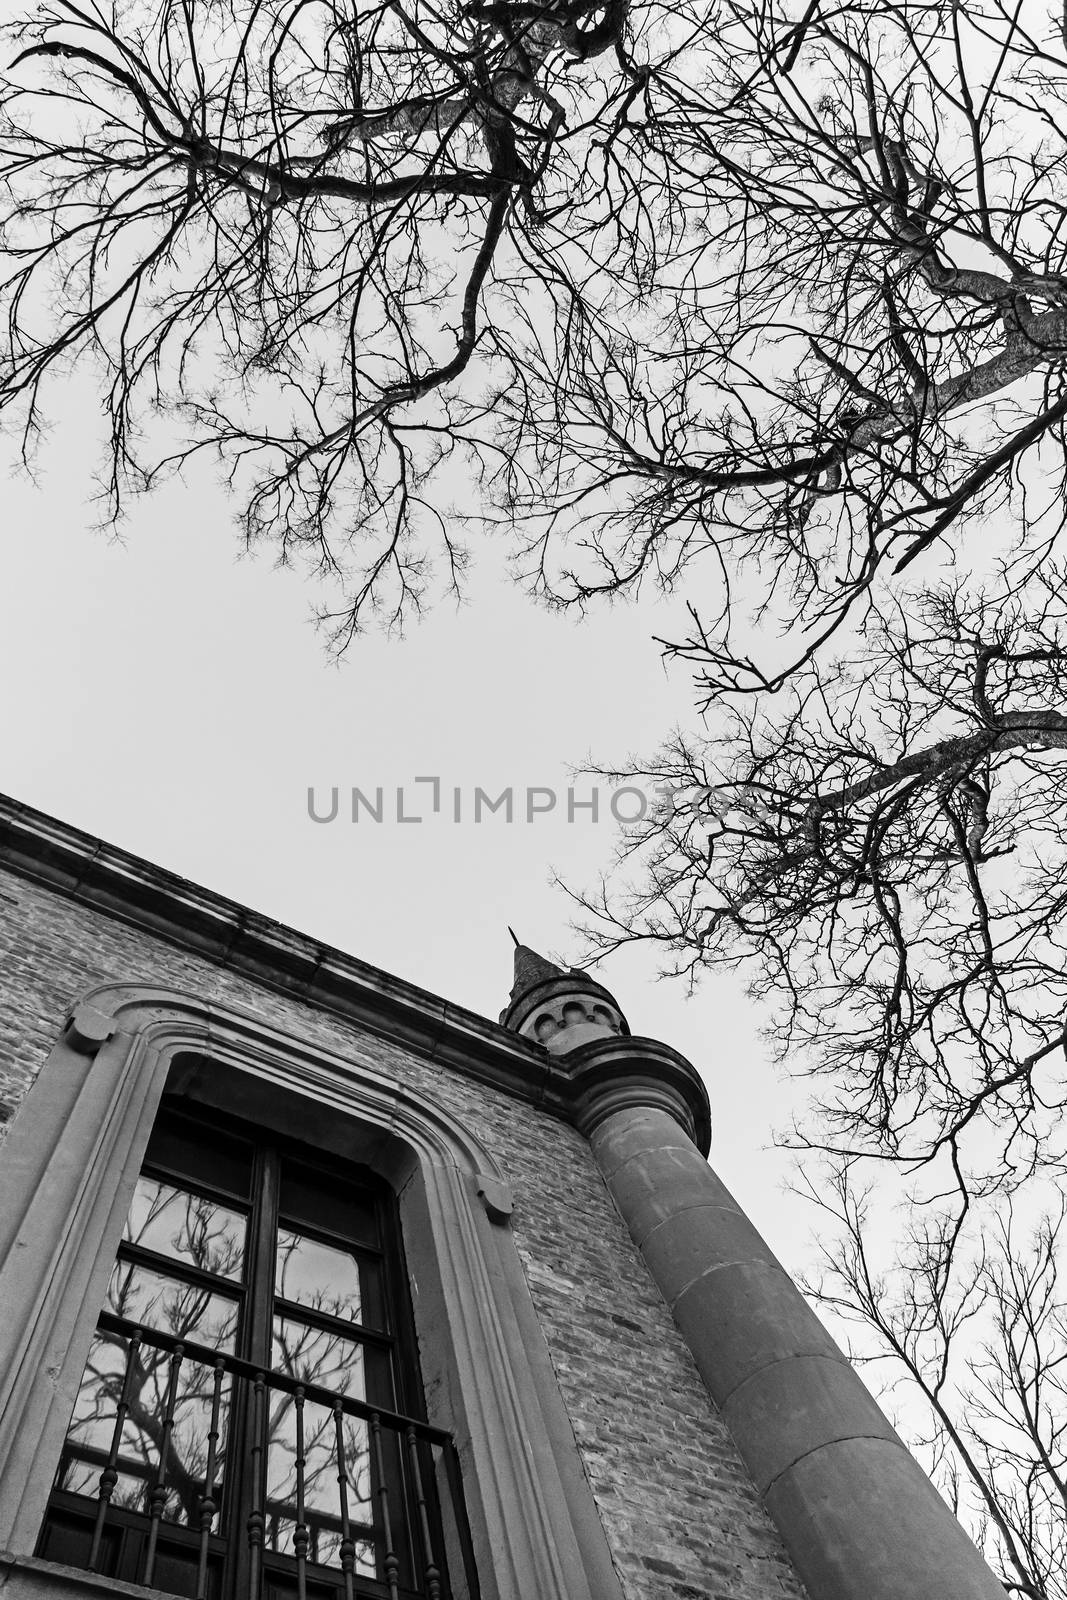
0;985;623;1600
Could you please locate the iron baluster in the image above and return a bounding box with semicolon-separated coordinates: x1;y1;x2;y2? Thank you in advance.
143;1341;185;1586
370;1413;400;1600
405;1425;442;1600
333;1399;356;1600
246;1370;267;1600
293;1384;308;1600
195;1356;226;1600
88;1325;142;1572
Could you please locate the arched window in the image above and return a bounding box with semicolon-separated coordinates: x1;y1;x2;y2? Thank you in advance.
0;986;625;1600
37;1100;474;1600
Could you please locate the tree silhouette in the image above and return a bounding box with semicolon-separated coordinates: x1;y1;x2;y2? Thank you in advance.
2;2;1067;677
574;569;1067;1206
800;1167;1067;1599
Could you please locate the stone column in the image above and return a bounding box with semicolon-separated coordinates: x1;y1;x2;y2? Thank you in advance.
585;1098;1006;1600
498;944;1006;1598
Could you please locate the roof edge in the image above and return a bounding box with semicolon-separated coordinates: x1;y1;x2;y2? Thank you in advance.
0;792;552;1104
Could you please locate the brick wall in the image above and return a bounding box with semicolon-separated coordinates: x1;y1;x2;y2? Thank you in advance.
0;865;806;1600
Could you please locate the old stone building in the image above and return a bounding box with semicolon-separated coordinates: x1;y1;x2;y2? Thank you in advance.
0;793;1005;1600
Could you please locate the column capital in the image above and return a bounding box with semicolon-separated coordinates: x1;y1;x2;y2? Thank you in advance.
557;1035;711;1155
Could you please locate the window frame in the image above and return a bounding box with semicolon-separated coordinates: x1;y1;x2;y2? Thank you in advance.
0;986;624;1600
39;1100;438;1600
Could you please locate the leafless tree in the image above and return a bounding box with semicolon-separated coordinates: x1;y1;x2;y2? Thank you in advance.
3;1;1067;671
573;570;1067;1201
14;1;1067;1560
504;0;1067;695
799;1165;1067;1599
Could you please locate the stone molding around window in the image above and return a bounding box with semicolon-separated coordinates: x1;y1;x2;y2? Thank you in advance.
0;985;623;1600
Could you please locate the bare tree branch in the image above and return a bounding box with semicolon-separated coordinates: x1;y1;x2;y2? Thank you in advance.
571;571;1067;1199
799;1166;1067;1598
6;3;1067;680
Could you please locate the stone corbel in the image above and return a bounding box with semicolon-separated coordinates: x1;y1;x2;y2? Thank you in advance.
475;1173;514;1222
63;1001;118;1056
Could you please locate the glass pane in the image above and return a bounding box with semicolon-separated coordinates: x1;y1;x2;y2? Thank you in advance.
105;1259;240;1352
264;1536;377;1587
144;1110;254;1202
275;1230;364;1324
264;1388;373;1571
60;1329;231;1529
123;1175;246;1283
266;1315;391;1570
270;1316;365;1396
279;1166;378;1250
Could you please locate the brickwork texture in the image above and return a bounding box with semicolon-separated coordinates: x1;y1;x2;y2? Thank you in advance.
0;866;806;1600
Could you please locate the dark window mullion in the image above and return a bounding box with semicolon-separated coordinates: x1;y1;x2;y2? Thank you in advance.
227;1147;281;1600
272;1296;392;1349
246;1147;282;1367
380;1197;424;1423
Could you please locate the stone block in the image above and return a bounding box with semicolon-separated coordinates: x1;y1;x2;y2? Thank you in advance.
764;1435;1008;1600
720;1353;898;1494
673;1261;844;1403
639;1202;782;1295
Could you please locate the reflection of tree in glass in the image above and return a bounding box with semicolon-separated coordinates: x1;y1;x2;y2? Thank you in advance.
64;1181;242;1528
67;1331;230;1526
265;1315;373;1567
64;1180;383;1575
275;1229;362;1323
125;1177;246;1283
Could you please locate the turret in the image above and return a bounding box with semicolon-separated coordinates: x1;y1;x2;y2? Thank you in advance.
499;936;627;1053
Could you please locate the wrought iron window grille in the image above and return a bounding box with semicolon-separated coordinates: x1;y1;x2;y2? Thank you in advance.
36;1106;479;1600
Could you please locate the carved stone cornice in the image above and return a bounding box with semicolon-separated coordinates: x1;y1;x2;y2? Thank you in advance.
0;793;547;1093
0;794;710;1154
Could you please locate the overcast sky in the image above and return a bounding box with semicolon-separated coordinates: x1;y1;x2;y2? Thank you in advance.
0;366;819;1263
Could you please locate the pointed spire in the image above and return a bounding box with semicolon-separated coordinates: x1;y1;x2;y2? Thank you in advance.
509;942;566;1007
500;932;629;1049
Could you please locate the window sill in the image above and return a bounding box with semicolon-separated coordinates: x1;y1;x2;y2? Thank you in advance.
0;1551;181;1600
